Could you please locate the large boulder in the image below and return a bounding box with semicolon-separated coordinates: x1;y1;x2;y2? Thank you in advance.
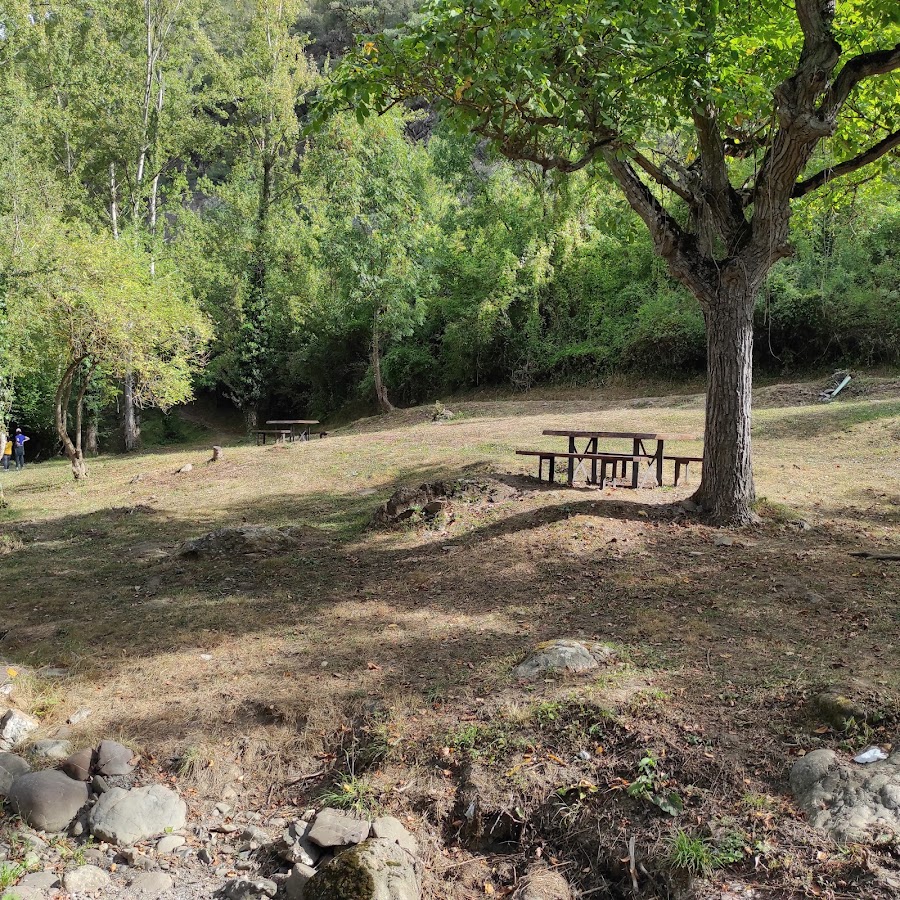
791;748;900;843
512;639;617;680
0;750;30;796
0;708;39;750
308;808;372;848
89;784;187;845
7;770;90;832
304;838;421;900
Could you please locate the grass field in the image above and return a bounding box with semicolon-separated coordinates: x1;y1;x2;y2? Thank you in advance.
1;377;899;897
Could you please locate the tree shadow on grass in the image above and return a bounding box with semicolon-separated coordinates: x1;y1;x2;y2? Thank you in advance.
753;399;900;440
1;463;898;794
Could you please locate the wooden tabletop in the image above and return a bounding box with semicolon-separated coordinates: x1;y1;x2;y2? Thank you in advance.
266;419;320;425
542;429;700;440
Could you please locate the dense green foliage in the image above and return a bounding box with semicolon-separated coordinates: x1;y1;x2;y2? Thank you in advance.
0;0;897;453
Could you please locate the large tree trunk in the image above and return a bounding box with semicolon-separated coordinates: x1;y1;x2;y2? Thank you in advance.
371;309;394;414
56;359;87;481
692;289;757;525
244;407;259;431
86;418;99;456
123;372;140;451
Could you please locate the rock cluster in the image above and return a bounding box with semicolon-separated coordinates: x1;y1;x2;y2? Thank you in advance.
373;482;455;526
218;808;422;900
177;525;304;557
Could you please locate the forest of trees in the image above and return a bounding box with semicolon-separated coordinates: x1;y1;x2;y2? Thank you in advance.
1;0;898;482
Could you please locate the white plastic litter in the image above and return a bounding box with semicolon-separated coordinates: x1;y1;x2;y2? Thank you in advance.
853;746;888;764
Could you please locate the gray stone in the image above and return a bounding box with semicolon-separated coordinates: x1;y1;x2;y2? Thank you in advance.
0;750;31;796
7;770;90;832
371;816;417;855
156;835;186;855
219;877;278;899
308;808;372;848
68;708;93;725
284;863;316;900
512;639;617;680
126;872;175;898
93;774;111;793
19;871;61;890
89;784;187;845
63;747;94;781
511;867;573;900
0;708;39;749
96;739;136;776
198;847;213;865
177;464;193;474
63;864;111;893
791;748;900;843
6;887;43;900
275;820;320;866
304;838;421;900
30;738;73;761
239;825;271;847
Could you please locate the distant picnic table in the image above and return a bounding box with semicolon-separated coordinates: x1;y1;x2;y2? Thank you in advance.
517;429;702;488
252;419;320;445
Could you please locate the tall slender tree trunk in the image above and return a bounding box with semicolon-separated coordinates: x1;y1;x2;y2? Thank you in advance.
371;308;394;414
86;418;99;456
123;372;140;451
692;288;757;525
110;162;119;238
56;359;87;481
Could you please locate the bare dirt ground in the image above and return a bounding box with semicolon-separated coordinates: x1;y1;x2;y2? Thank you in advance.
1;377;899;898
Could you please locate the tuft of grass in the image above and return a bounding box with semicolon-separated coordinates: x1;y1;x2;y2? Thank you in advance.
0;862;26;892
175;745;210;779
753;497;804;524
741;792;775;811
319;774;379;816
669;831;715;877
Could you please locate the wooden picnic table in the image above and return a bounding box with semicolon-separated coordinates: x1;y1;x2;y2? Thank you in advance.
265;419;320;442
541;429;701;488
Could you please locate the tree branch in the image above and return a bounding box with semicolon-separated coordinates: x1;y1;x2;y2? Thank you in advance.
793;130;900;198
630;150;695;204
825;43;900;116
692;105;750;253
601;149;717;305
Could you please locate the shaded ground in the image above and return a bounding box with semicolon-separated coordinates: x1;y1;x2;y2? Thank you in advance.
1;379;899;898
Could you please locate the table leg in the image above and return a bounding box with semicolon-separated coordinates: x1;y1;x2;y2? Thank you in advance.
631;438;640;488
656;440;664;487
590;438;598;485
568;437;576;485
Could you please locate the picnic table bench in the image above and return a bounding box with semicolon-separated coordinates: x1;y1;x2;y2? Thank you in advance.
518;430;702;487
251;429;294;445
265;419;320;442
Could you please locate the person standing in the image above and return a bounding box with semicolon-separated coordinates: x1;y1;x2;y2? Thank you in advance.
1;435;11;470
13;428;28;470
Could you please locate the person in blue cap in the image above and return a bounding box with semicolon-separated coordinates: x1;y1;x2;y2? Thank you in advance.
13;428;29;470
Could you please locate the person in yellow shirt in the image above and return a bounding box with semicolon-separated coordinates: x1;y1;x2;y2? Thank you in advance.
2;437;11;471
